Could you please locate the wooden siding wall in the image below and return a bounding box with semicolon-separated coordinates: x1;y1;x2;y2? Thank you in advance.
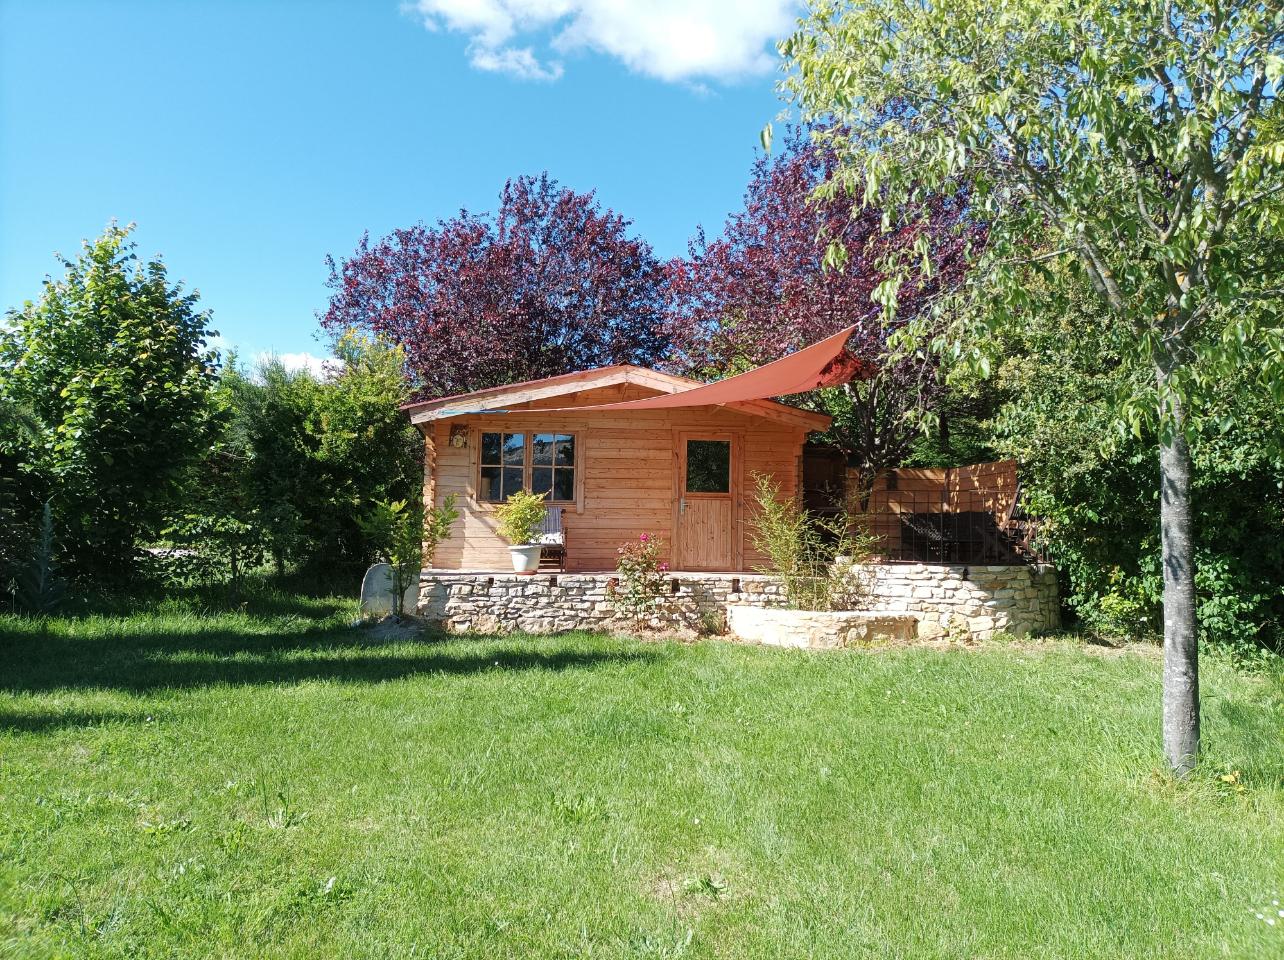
424;390;808;572
850;460;1019;555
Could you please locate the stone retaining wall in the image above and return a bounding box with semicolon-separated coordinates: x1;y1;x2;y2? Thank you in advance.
417;563;1059;640
862;563;1060;640
417;572;785;635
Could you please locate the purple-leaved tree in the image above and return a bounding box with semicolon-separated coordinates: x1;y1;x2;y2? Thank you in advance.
665;128;976;480
323;173;669;399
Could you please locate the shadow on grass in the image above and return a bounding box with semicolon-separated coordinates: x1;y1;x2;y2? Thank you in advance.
54;586;354;624
0;709;160;734
1;622;657;697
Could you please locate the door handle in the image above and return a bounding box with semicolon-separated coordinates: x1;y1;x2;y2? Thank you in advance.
680;498;686;515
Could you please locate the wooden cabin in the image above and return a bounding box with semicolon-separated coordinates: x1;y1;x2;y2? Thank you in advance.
405;365;831;573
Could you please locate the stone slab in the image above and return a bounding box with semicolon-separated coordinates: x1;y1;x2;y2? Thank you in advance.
359;563;420;619
726;606;918;649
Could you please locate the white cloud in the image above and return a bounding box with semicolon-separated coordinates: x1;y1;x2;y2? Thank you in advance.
205;333;233;358
254;350;344;380
410;0;796;84
472;44;564;80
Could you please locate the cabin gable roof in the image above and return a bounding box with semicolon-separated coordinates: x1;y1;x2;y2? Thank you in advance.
402;365;831;431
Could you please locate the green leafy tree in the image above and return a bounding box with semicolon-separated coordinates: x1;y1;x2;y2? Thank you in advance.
359;495;457;619
0;224;221;583
221;362;323;575
990;274;1284;653
422;493;461;570
0;397;44;592
783;0;1284;772
226;331;422;584
151;361;271;596
899;379;1003;470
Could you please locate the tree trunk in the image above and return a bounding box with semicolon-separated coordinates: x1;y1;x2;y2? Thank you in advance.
1156;370;1199;775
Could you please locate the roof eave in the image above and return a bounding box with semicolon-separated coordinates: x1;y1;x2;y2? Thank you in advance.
403;364;833;431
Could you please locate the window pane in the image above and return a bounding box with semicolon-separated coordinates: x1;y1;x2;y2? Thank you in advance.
502;467;524;499
480;466;502;501
503;433;525;465
555;435;574;466
686;439;730;493
532;467;553;497
481;432;501;465
553;469;575;502
532;433;556;466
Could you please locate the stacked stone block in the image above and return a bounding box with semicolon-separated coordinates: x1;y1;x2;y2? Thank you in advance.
862;563;1059;640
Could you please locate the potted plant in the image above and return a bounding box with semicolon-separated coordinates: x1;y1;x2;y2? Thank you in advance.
494;489;549;574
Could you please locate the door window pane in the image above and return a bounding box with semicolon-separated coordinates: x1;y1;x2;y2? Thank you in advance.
686;439;731;493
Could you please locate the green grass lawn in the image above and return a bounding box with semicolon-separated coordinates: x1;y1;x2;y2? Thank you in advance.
2;592;1283;959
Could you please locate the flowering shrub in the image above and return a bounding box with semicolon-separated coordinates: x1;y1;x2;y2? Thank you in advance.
611;532;669;624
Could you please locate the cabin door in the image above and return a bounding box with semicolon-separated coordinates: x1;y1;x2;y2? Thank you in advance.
674;432;738;570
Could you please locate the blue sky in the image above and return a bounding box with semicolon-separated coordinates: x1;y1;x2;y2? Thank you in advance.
0;0;796;370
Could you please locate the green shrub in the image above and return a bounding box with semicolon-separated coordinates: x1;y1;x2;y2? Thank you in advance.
990;279;1284;653
494;490;548;545
360;496;457;619
158;513;265;598
220;331;422;588
748;473;877;611
423;494;461;569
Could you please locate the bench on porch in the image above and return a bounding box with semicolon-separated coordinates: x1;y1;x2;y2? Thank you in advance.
536;506;565;572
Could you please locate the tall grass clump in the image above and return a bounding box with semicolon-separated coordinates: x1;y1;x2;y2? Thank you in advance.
748;472;878;611
11;501;66;614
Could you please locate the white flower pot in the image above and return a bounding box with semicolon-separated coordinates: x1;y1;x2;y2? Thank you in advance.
509;544;542;575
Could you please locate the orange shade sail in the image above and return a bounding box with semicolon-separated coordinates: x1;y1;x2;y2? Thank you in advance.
563;324;868;413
